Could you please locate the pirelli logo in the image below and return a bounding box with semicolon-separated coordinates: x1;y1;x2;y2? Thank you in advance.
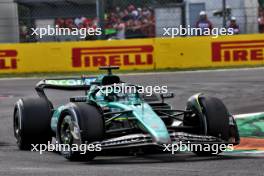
212;40;264;62
0;50;18;70
72;45;154;67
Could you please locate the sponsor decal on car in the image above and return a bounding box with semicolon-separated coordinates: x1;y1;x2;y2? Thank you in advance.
0;50;18;70
72;45;154;68
45;78;96;86
212;40;264;62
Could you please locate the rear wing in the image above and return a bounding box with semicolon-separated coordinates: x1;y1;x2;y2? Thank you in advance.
36;77;96;91
35;77;97;103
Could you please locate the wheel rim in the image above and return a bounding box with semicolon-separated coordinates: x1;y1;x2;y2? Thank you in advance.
14;111;21;144
60;116;74;145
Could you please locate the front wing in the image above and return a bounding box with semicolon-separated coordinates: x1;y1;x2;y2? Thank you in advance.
92;132;237;150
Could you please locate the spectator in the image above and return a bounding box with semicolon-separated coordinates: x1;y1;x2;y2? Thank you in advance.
53;16;99;41
196;11;213;35
114;18;126;39
74;17;83;28
83;17;92;28
228;17;240;34
19;22;29;42
125;19;135;39
65;18;74;29
122;9;131;22
55;18;65;28
258;10;264;33
52;4;155;41
131;19;146;38
142;7;151;17
105;5;156;39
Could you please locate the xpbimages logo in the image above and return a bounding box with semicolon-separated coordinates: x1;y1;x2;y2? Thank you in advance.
31;25;102;39
163;25;234;38
31;141;102;155
99;83;168;96
163;141;234;154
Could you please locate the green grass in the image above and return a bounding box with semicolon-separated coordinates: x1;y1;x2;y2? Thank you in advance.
0;65;264;78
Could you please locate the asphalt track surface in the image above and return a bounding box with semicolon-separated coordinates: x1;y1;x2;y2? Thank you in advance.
0;68;264;176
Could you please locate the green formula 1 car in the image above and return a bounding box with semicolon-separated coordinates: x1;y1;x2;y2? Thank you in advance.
13;66;240;161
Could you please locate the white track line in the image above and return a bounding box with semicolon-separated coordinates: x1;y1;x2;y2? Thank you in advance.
0;67;264;81
234;112;264;119
122;67;264;76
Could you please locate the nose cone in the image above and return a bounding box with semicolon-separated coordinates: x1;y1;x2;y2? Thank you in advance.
152;132;171;145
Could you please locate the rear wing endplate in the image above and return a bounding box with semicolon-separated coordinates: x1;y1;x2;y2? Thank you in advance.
35;77;97;105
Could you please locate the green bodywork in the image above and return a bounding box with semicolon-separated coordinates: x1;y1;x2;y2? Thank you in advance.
49;75;172;144
47;74;264;145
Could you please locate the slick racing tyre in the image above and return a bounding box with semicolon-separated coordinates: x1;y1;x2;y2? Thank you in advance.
57;102;104;161
13;98;52;150
191;96;238;156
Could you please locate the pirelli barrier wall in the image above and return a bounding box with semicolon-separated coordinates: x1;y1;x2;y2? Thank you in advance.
0;34;264;74
155;34;264;69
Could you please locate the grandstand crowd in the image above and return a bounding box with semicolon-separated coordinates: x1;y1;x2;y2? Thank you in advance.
19;4;264;42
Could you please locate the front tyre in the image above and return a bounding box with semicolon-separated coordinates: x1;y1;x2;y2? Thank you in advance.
186;96;239;156
57;102;104;161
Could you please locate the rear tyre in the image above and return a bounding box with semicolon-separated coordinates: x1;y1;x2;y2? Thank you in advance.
13;98;52;150
193;96;238;156
57;102;104;161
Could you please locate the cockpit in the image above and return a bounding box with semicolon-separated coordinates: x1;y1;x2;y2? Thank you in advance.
92;83;141;104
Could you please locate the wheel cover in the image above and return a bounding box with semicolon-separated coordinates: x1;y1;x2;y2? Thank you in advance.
14;111;21;144
60;116;74;145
